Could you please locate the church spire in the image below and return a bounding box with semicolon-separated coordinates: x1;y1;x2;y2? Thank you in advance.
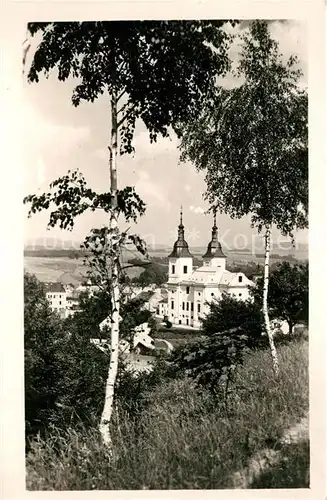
202;211;226;260
168;207;193;258
211;209;218;241
178;206;184;239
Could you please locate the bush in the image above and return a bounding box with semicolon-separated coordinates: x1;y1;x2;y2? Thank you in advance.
163;318;172;329
201;294;263;346
169;328;250;396
24;273;109;444
26;340;309;490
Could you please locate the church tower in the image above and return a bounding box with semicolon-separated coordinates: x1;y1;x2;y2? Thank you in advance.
202;212;226;270
168;208;193;283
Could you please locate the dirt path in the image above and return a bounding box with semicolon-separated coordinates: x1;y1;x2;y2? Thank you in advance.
230;414;309;488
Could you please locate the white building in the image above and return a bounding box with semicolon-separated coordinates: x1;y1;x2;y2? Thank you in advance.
46;282;68;319
157;299;168;318
167;210;254;328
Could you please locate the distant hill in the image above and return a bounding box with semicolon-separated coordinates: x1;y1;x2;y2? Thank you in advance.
24;239;308;261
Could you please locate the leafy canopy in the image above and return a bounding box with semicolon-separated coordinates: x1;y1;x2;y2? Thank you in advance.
250;261;308;331
179;21;308;237
27;21;234;153
24;169;146;231
170;329;250;395
201;293;263;345
24;273;108;442
132;262;168;287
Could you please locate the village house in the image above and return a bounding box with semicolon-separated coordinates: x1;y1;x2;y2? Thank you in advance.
46;282;68;319
134;287;168;313
66;289;81;317
46;282;84;318
157;298;169;318
167;210;254;328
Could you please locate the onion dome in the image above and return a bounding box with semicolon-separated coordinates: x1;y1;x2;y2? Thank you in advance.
202;211;226;259
168;207;193;258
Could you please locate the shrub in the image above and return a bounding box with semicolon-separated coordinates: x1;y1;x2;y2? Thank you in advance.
169;328;250;398
201;293;263;346
24;273;109;444
164;318;172;329
26;340;309;490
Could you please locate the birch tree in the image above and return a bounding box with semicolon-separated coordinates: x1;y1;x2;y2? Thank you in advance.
179;21;308;374
24;20;234;446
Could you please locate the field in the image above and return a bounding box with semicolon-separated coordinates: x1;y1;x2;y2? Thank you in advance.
26;339;309;490
24;255;143;284
24;242;307;286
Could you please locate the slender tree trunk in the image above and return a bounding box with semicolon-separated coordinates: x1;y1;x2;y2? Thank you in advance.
287;320;294;335
99;88;120;448
263;224;279;375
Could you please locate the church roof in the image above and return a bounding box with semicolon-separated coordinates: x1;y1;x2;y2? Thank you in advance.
182;268;247;287
168;208;193;259
188;266;225;285
202;212;226;259
219;271;234;286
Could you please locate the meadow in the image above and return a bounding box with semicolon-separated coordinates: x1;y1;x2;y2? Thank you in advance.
24;255;143;284
26;338;309;490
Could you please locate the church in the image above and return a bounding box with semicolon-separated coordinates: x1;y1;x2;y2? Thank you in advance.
167;210;254;328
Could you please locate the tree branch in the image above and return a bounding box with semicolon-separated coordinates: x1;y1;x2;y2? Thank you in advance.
117;103;138;128
121;262;151;270
117;89;127;105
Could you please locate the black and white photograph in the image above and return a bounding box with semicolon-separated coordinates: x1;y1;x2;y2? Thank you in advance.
3;7;324;494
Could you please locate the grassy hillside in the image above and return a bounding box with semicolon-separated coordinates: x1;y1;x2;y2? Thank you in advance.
24;243;308;285
24;256;143;284
26;339;309;490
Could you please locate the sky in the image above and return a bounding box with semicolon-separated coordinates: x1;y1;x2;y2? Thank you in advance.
23;20;308;253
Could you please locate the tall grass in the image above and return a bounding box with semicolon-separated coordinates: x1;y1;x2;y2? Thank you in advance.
26;340;309;490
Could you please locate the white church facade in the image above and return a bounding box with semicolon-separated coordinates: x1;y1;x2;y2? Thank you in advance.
167;210;254;329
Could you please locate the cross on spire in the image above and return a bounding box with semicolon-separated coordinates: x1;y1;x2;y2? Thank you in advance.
168;207;193;258
180;205;183;226
213;208;217;229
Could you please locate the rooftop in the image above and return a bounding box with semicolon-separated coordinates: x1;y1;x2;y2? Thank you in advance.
46;282;66;293
134;291;155;302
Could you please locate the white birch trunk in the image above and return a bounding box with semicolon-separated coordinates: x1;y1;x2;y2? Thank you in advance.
99;88;120;448
263;224;279;375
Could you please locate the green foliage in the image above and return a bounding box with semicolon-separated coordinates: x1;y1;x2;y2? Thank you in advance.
226;261;263;280
27;21;234;154
25;271;161;444
179;20;308;237
115;356;176;419
64;287;156;343
24;170;146;230
26;340;309;490
24;273;109;442
251;261;308;332
79;226;150;293
201;293;263;344
119;297;154;342
132;262;167;286
163;317;172;329
147;315;158;334
64;289;111;341
169;328;250;395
